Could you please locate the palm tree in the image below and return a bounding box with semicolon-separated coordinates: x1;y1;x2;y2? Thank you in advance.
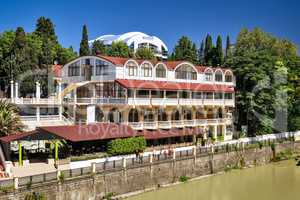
0;100;24;136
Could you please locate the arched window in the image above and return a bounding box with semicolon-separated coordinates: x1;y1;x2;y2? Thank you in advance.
175;64;197;80
141;62;152;77
127;61;138;76
156;64;166;78
158;109;167;121
68;61;80;76
144;109;155;122
95;107;104;122
172;110;180;121
196;110;205;119
128;109;139;122
205;69;213;81
108;108;122;123
183;109;192;120
215;70;223;82
225;71;233;82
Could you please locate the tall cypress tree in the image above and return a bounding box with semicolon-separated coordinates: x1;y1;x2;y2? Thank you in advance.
225;35;231;60
204;34;213;65
173;36;198;64
198;40;205;65
216;35;223;66
79;25;90;56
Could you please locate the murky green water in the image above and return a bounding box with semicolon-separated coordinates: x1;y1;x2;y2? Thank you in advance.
128;161;300;200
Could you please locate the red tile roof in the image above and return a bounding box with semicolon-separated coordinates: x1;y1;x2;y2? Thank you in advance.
97;55;130;65
116;79;234;93
0;131;37;143
0;123;137;143
39;123;137;142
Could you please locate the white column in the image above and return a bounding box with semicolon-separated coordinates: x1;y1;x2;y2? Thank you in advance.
10;80;14;102
59;106;63;121
222;125;226;137
14;177;19;190
74;88;77;103
36;82;40;101
213;125;217;139
58;82;62;104
91;162;96;173
36;106;40;122
15;82;18;102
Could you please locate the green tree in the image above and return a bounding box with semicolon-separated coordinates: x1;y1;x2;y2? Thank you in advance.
198;40;205;65
107;41;131;58
91;40;106;55
135;47;155;60
225;36;231;60
34;17;57;43
204;34;213;65
232;27;299;136
79;25;90;56
215;35;223;66
173;36;198;64
0;100;24;136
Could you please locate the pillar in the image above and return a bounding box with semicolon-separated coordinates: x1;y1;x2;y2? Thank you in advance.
14;177;19;190
59;106;63;120
213;125;217;140
122;158;127;169
15;82;18;102
91;162;96;173
55;141;59;161
58;82;62;104
36;106;40;122
10;80;14;103
173;149;176;160
222;125;226;138
73;88;77;120
36;82;40;100
18;143;22;166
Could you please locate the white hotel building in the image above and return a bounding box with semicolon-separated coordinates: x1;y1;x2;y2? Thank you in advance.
58;54;235;142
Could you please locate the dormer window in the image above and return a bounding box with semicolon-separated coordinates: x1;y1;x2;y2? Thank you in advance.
141;63;152;77
225;71;233;82
175;64;197;80
205;72;213;81
156;64;166;78
215;71;223;82
127;61;138;76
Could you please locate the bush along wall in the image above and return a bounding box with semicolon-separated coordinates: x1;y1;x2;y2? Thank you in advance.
107;137;147;156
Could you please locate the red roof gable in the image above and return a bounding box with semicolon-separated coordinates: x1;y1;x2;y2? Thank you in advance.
116;79;234;93
0;131;37;143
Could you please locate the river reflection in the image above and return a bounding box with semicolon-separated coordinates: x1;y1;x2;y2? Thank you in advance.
128;161;300;200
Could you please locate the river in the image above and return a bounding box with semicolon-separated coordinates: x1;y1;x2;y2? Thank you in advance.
128;161;300;200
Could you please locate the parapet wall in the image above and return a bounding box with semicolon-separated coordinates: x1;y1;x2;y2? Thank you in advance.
1;142;299;200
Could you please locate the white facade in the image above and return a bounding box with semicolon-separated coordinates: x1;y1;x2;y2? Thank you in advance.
89;32;168;59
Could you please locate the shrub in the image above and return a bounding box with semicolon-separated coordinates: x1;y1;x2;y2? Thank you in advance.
179;175;189;183
107;137;147;155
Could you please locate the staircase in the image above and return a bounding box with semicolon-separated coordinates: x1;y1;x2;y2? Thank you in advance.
59;81;90;99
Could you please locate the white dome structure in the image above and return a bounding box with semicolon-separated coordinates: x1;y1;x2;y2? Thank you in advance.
90;32;168;59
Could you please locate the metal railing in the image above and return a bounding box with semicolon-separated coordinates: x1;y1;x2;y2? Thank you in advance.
0;131;298;188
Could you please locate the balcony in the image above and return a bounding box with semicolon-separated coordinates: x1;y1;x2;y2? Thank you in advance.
2;98;61;105
127;118;232;130
64;97;234;107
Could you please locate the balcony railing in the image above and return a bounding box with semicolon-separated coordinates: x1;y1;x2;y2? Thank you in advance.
127;118;232;130
2;98;61;105
63;97;234;106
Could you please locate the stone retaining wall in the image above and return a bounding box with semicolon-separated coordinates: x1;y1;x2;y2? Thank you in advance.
1;142;299;200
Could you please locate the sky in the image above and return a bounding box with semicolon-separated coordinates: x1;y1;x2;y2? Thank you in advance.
0;0;299;53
